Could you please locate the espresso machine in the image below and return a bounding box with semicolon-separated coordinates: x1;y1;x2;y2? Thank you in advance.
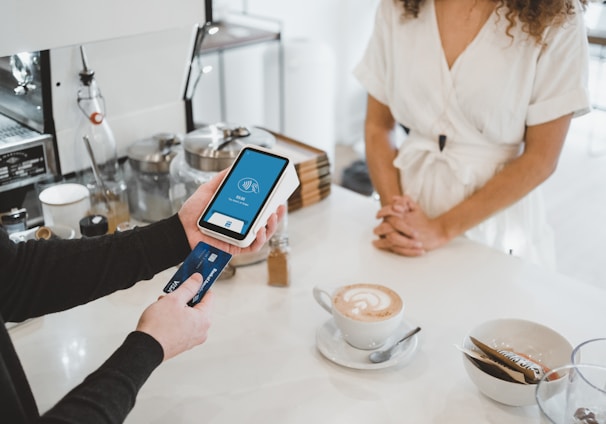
0;50;59;231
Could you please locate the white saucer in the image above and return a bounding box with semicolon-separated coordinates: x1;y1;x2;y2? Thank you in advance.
9;225;75;243
316;318;420;370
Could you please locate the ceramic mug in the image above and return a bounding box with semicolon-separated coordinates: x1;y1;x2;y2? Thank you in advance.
39;183;90;237
313;283;404;350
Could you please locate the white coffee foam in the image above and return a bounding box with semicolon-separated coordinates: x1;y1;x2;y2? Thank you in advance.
342;286;392;315
333;284;402;322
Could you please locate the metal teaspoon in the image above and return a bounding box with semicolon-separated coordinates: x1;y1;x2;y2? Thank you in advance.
368;326;422;364
82;135;113;211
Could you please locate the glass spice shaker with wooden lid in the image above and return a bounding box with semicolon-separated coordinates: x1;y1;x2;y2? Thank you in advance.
267;205;290;287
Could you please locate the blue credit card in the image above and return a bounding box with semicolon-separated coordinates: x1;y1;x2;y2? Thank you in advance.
163;241;232;306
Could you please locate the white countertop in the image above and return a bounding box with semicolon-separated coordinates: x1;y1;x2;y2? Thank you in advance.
10;185;605;423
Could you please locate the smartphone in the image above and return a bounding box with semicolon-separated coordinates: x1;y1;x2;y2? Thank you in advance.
197;145;299;247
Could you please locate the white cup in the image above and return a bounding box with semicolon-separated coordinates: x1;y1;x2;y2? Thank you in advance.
39;183;90;236
313;283;404;350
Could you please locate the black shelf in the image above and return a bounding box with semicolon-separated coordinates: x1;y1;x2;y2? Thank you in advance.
197;21;281;55
183;6;284;133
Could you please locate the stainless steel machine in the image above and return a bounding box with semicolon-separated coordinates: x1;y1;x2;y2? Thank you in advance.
0;50;59;228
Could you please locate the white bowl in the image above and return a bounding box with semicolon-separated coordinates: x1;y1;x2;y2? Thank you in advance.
461;318;572;406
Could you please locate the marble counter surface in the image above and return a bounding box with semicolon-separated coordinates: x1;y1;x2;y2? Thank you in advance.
10;185;605;423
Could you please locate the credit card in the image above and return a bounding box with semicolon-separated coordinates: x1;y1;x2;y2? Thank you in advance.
163;241;232;306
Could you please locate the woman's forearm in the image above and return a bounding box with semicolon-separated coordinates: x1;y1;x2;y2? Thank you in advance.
364;95;402;205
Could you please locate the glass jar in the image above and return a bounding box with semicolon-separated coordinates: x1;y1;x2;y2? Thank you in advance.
169;123;276;212
168;146;217;213
0;207;27;234
127;133;178;222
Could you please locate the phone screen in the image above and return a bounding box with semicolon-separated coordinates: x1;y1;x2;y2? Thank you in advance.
198;147;289;240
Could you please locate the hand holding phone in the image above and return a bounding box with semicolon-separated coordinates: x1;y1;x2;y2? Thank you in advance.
197;145;299;247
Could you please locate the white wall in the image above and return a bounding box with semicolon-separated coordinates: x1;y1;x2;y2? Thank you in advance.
0;0;205;57
247;0;379;146
196;0;379;150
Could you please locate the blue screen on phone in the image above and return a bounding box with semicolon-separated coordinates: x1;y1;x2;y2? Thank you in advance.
200;148;288;238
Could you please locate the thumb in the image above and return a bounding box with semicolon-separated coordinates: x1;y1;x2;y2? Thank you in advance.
203;168;229;193
170;273;204;304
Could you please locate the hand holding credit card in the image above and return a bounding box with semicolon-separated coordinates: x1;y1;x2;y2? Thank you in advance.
163;241;232;306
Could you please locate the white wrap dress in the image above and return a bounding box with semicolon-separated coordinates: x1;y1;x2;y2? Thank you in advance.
354;0;591;267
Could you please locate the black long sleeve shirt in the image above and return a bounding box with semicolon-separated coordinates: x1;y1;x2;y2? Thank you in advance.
0;215;191;423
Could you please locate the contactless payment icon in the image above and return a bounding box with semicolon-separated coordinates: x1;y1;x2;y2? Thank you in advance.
238;177;260;194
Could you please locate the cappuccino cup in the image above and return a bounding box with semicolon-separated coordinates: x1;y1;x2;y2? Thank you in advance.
313;283;404;350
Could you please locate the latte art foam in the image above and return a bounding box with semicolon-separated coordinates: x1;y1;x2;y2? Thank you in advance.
333;283;402;322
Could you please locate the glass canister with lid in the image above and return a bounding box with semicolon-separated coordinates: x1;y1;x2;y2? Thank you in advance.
126;133;179;222
169;123;276;211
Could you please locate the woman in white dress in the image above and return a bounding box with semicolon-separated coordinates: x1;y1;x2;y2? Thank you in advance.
354;0;591;268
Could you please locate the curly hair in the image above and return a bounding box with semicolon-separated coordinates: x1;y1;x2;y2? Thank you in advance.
396;0;588;43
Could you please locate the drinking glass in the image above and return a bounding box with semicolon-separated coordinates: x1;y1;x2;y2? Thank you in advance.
572;338;606;366
536;363;606;424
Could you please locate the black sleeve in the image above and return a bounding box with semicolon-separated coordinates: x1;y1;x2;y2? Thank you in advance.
0;214;191;322
39;331;164;424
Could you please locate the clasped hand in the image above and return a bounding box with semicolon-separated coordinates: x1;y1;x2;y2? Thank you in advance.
372;195;448;257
